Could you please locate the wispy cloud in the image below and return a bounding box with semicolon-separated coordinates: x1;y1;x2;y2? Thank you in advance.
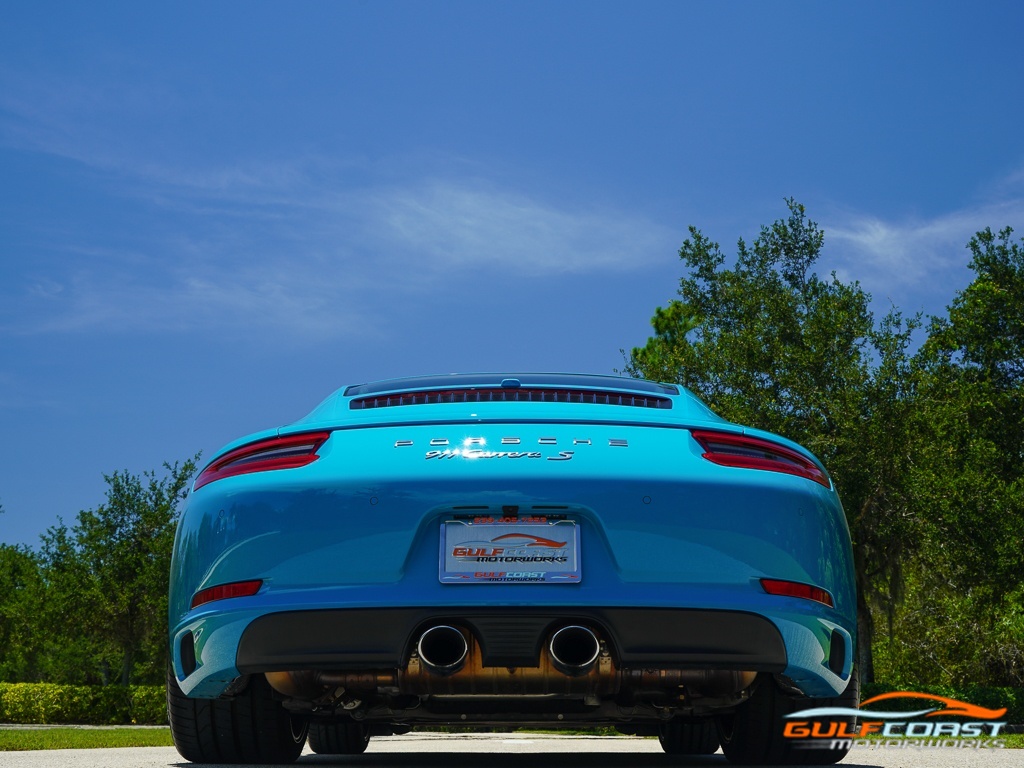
16;255;374;340
4;167;675;342
821;194;1024;314
3;170;673;338
0;64;181;171
7;64;1022;337
0;68;674;339
363;179;669;275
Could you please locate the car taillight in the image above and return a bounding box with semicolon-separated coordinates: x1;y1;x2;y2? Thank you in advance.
690;430;830;488
191;579;264;609
760;577;834;607
193;432;331;490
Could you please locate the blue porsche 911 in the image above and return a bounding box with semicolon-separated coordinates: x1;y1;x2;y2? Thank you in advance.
167;373;858;764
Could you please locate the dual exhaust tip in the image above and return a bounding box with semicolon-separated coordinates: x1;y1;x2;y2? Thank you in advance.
416;624;601;677
416;625;469;675
548;625;601;676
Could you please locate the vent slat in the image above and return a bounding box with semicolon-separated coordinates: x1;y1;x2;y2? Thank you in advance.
350;388;672;410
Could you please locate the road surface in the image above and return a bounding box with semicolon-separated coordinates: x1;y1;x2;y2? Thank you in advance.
1;732;1018;767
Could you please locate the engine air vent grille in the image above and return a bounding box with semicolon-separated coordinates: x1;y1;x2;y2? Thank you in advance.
350;388;672;410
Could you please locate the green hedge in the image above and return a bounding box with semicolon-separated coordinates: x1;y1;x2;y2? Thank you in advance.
862;683;1024;725
1;681;1021;726
0;683;166;725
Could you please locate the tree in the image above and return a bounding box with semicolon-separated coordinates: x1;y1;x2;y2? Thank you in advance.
39;457;199;686
896;227;1024;685
0;540;46;681
625;200;921;681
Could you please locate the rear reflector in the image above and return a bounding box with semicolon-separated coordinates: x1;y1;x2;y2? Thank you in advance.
191;579;264;609
760;578;834;607
193;432;331;490
690;430;830;488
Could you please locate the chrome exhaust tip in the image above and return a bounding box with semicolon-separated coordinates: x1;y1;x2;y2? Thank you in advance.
549;625;601;676
416;625;469;675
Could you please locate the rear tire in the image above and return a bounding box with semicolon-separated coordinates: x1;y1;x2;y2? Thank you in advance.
716;672;859;765
786;671;860;765
658;718;720;754
167;667;308;764
307;721;371;754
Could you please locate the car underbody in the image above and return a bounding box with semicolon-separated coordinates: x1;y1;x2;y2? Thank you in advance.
254;609;775;728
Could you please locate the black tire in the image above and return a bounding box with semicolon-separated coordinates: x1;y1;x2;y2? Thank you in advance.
716;672;859;766
786;671;860;765
167;667;309;764
307;720;371;754
658;718;720;754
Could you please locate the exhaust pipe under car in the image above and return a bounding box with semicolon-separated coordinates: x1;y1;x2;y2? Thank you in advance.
548;625;601;676
265;622;755;700
416;625;469;675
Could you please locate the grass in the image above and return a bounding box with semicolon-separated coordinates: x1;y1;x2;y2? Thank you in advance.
0;727;174;751
0;725;1020;751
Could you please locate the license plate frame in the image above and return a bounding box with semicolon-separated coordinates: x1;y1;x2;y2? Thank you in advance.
439;517;580;584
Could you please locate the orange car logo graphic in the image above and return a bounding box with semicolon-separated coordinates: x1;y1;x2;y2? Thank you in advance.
788;692;1007;721
859;692;1006;720
490;533;567;548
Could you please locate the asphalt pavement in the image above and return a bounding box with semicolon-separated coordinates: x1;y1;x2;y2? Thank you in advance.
1;732;1020;768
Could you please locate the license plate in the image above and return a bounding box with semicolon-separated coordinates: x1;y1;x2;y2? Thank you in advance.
440;518;580;584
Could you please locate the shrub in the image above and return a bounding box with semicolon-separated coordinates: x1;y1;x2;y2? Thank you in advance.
0;683;166;724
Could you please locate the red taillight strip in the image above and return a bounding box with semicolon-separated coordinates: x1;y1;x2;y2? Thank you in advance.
193;431;331;491
690;430;830;488
191;579;264;609
760;578;834;607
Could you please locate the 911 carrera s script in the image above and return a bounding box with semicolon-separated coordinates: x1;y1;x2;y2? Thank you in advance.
425;449;574;461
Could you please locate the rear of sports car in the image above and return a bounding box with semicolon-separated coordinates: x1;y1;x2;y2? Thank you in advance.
167;374;857;764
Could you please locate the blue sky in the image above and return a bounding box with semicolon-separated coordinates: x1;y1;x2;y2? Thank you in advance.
2;1;1023;546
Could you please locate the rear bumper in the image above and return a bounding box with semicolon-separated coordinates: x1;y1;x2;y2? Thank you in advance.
234;606;788;671
172;600;854;700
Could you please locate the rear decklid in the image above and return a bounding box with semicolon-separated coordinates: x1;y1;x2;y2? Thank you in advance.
286;373;721;431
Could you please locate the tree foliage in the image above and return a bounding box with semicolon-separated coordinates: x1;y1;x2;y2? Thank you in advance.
0;458;197;686
626;202;1024;686
0;543;45;681
625;200;921;681
895;227;1024;686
